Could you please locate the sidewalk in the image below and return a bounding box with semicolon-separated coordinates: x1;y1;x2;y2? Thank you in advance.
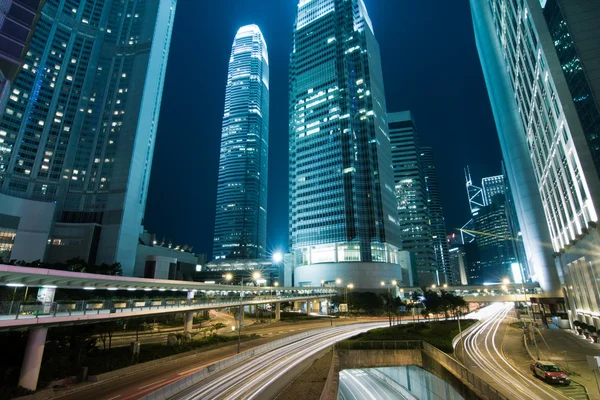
535;327;600;396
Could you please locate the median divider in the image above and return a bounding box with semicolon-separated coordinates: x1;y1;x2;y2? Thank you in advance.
141;327;333;400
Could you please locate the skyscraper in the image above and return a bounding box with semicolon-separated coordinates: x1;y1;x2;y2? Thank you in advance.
481;175;504;206
470;0;600;304
388;111;436;286
0;0;177;275
212;25;269;261
470;0;565;296
421;147;453;285
289;0;402;290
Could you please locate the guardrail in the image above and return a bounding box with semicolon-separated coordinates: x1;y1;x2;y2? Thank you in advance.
0;295;324;321
335;340;423;350
423;342;509;400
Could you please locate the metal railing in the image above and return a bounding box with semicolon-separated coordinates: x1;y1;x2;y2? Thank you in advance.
335;340;423;350
423;342;509;400
0;294;324;321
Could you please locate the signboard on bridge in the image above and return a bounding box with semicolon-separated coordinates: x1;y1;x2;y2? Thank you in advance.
339;304;348;312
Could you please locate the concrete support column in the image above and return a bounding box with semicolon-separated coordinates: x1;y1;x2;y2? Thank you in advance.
323;300;328;315
275;302;281;321
18;327;48;391
306;300;311;315
184;311;194;332
312;300;320;314
293;301;300;311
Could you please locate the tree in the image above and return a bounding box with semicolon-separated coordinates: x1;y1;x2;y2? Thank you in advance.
97;321;121;350
380;293;405;327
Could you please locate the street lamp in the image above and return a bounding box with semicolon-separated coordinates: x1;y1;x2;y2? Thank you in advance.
272;252;283;263
274;282;279;287
431;284;437;289
225;271;261;353
381;280;399;326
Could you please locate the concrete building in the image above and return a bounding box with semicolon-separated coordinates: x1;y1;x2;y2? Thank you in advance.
134;231;202;281
0;0;177;275
421;146;452;285
389;112;436;286
288;0;403;290
213;25;269;261
471;0;600;313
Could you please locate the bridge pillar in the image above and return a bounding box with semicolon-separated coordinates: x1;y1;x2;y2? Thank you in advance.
293;301;300;311
312;300;320;314
18;327;48;391
323;300;328;315
306;300;311;315
238;306;244;328
184;311;194;332
275;302;281;321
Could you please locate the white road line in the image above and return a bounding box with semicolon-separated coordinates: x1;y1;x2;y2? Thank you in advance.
138;378;166;389
106;396;121;400
177;364;209;375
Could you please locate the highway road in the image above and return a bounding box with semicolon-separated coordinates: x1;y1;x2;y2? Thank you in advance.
339;369;416;400
159;322;388;400
55;319;381;400
458;303;568;400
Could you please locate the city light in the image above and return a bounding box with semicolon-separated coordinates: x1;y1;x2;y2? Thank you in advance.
272;252;283;263
224;273;233;281
274;282;279;287
252;271;261;280
336;278;342;285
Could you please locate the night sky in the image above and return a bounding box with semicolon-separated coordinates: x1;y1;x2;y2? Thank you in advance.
144;0;503;257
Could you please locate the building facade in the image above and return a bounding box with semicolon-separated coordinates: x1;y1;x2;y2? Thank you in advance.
0;0;177;275
212;25;269;261
389;111;436;286
482;175;504;206
421;146;453;284
289;0;403;290
470;0;564;296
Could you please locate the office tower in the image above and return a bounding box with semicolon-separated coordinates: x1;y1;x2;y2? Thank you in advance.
482;175;504;206
0;0;177;274
472;194;518;284
289;0;402;290
212;25;269;261
389;112;436;286
471;0;600;303
421;147;453;285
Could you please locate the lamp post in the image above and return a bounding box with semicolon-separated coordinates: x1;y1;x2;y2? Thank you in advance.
381;280;398;326
225;271;261;353
346;283;354;318
504;277;540;359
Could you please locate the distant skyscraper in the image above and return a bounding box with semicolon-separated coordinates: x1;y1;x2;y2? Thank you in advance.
473;194;517;284
471;0;600;302
388;111;436;286
0;0;177;274
289;0;402;290
482;175;504;206
212;25;269;261
421;147;453;285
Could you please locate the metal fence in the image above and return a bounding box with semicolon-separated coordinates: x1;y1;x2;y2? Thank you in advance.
335;340;423;351
0;294;325;320
423;342;509;400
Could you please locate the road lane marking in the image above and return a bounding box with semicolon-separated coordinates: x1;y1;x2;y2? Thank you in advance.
138;378;166;389
107;396;121;400
178;364;208;375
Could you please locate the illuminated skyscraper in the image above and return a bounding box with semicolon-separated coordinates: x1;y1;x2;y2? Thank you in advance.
289;0;402;289
212;25;269;261
388;111;435;286
0;0;177;274
470;0;600;305
421;147;453;285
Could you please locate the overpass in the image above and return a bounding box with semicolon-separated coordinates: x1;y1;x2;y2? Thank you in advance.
0;265;335;391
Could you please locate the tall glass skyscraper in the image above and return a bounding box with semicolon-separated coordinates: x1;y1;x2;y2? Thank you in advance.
388;111;435;286
289;0;402;290
470;0;600;305
421;147;453;285
0;0;177;275
212;25;269;261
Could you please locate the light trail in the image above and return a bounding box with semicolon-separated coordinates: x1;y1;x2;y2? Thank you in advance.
164;322;388;400
460;303;567;400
